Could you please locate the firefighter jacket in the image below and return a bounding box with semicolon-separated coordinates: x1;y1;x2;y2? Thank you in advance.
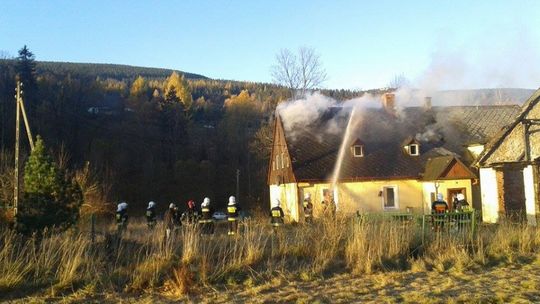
431;200;448;214
303;200;313;217
200;206;213;223
116;210;128;225
146;207;156;223
227;205;239;221
455;199;470;211
270;207;284;225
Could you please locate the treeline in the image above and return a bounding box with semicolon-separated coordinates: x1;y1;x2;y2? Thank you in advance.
0;48;369;214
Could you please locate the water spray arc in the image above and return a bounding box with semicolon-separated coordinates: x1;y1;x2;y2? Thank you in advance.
329;107;358;210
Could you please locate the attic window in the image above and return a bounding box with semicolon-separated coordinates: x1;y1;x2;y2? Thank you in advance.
351;138;365;158
409;144;419;156
353;145;364;157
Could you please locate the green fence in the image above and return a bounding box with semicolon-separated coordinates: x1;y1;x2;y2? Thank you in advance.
357;210;478;245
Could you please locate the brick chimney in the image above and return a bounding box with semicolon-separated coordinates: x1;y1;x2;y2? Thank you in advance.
424;96;432;110
381;93;396;116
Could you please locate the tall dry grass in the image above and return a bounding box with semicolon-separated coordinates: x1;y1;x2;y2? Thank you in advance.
1;215;540;298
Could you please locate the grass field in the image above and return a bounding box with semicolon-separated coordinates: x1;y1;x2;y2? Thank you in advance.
2;214;540;303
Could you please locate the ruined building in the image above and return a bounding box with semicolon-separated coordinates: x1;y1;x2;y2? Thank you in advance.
477;88;540;225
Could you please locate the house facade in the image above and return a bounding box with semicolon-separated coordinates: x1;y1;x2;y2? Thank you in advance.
477;89;540;225
268;94;521;222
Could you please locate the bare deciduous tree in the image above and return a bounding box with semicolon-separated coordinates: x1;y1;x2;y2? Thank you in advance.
0;50;12;60
387;74;410;89
271;47;327;98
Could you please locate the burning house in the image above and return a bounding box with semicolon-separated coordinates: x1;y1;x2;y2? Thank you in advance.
476;88;540;225
268;93;520;221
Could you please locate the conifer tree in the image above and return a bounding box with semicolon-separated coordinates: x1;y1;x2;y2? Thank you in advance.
17;136;83;233
16;45;37;93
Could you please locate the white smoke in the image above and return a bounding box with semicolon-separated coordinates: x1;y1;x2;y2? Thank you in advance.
415;27;540;92
277;92;382;141
276;92;337;133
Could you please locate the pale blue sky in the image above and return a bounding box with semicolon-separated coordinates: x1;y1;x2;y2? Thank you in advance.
1;1;539;89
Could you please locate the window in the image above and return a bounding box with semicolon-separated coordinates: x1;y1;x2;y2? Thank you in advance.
353;145;363;157
382;186;398;209
409;144;419;156
281;153;285;169
272;161;276;171
275;155;280;169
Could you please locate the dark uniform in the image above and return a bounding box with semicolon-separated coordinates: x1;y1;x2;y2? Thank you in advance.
164;206;176;239
227;204;239;236
431;198;448;230
146;206;157;229
455;194;471;231
173;206;182;228
270;205;284;232
116;205;128;234
431;200;449;214
185;200;199;224
455;199;470;211
199;204;214;235
303;198;313;223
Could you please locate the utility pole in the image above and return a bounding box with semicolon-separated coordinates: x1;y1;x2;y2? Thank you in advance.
236;169;240;202
13;78;34;219
13;79;21;217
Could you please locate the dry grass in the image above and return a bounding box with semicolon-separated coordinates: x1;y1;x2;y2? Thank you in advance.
2;214;540;302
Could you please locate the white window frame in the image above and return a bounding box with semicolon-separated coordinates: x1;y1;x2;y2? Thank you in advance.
353;145;364;157
275;154;280;169
281;152;285;169
381;185;399;210
409;144;419;156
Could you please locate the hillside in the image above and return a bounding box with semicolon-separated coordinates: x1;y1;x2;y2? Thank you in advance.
26;61;540;105
432;88;536;105
0;60;206;81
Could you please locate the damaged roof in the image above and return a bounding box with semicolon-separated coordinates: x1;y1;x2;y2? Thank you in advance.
282;105;519;182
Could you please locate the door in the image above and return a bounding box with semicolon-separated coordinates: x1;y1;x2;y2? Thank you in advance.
447;188;466;211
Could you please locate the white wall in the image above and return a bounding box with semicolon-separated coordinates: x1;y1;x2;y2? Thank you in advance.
523;165;537;226
480;167;499;223
269;183;299;222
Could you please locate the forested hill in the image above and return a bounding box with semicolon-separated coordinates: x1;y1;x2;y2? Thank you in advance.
36;61;208;81
0;55;535;215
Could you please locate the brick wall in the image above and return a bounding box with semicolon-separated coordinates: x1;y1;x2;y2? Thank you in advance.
496;167;526;220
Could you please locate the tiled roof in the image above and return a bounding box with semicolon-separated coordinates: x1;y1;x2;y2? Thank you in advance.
283;105;520;181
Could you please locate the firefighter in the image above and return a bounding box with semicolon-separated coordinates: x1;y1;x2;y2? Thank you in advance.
321;191;337;217
270;199;284;232
454;193;470;211
303;193;314;223
116;201;129;234
146;201;157;229
431;193;448;231
431;193;449;214
454;193;471;231
164;203;177;239
185;199;198;224
227;196;239;236
173;203;182;228
199;197;214;235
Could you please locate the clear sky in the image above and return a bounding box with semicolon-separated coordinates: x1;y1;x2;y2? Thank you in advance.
1;0;540;90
